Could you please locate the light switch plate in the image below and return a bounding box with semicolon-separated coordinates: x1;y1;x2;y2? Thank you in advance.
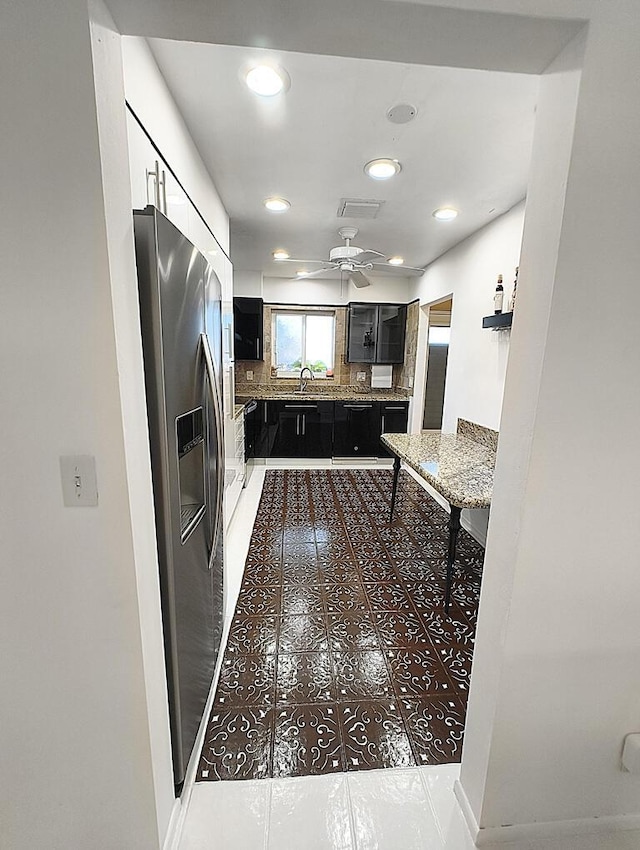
246;370;254;381
60;455;99;507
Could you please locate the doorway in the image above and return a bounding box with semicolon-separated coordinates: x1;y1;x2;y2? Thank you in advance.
422;298;452;431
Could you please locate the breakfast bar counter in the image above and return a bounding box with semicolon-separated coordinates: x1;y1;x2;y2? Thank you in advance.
381;430;496;612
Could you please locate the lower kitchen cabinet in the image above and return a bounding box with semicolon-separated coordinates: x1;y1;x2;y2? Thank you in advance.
378;401;409;457
333;401;382;457
248;398;409;459
270;401;334;458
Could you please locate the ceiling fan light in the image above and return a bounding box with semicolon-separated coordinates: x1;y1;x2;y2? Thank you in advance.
272;249;290;260
245;65;288;97
264;197;290;212
387;256;404;265
364;158;401;180
433;207;459;222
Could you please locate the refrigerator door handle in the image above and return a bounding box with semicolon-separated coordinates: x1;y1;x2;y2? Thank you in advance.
200;332;225;569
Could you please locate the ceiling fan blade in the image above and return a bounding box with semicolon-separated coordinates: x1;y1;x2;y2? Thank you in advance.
352;249;385;263
370;262;425;277
349;270;371;288
293;266;338;281
274;257;332;265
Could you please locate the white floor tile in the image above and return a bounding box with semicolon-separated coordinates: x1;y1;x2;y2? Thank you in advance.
419;764;461;838
179;781;270;850
348;767;444;850
267;773;354;850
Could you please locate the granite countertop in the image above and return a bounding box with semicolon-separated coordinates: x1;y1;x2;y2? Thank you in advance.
236;386;409;403
233;404;245;419
381;432;495;509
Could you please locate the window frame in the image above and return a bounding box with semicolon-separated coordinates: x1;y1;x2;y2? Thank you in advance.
271;308;336;378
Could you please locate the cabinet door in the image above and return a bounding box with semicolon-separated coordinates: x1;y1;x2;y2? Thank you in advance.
347;304;377;362
378;402;409;456
376;305;407;364
271;403;302;457
233;297;263;360
333;402;380;456
301;402;333;458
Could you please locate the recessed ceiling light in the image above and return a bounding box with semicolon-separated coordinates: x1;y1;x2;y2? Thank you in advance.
432;207;459;222
364;158;402;180
207;249;218;257
245;65;288;97
264;197;291;212
387;256;404;266
296;270;308;277
166;194;186;206
273;249;290;260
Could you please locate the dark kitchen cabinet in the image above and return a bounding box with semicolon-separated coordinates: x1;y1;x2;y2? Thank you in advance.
346;303;407;364
378;400;410;456
333;401;382;457
270;401;333;458
233;297;263;360
244;399;267;460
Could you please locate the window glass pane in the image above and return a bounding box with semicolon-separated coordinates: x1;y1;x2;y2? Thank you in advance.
305;314;334;372
275;313;303;371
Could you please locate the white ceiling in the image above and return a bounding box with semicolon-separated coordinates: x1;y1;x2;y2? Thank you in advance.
148;39;539;279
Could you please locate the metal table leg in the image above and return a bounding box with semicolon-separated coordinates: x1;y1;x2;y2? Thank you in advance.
389;455;401;522
445;505;462;614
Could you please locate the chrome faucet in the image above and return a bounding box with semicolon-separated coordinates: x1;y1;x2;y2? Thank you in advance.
299;366;314;393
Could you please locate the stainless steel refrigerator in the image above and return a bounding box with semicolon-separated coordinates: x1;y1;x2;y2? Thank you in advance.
133;206;224;790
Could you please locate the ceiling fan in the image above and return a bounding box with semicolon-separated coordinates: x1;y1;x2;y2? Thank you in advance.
275;226;425;288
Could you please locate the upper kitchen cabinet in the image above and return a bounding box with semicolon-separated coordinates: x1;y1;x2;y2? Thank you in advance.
233;297;264;360
346;303;407;364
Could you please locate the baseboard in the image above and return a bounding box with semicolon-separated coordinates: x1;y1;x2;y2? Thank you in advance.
454;778;640;845
162;797;182;850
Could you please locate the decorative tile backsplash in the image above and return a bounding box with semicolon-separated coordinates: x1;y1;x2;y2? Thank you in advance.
235;301;420;394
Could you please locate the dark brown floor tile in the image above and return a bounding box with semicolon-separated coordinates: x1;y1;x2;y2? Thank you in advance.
394;559;443;583
333;651;393;700
226;615;278;655
357;561;399;584
234;585;282;617
386;649;453;698
282;562;322;585
276;651;335;704
246;542;283;562
318;562;362;585
316;542;354;562
419;607;476;648
283;526;316;544
242;562;283;587
353;542;389;564
281;583;325;615
198;706;273;780
278;615;328;652
339;700;414;771
436;643;474;693
373;612;431;649
327;612;380;652
273;704;344;777
364;582;413;613
214;655;276;707
282;541;317;562
403;579;445;611
400;696;466;765
323;583;369;613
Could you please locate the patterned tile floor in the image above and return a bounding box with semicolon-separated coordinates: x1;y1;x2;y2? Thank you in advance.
197;469;484;782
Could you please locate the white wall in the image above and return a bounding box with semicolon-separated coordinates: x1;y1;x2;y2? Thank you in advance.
0;1;169;847
462;8;640;838
409;202;525;435
261;273;412;305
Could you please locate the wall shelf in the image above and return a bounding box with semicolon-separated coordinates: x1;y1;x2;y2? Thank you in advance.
482;311;513;330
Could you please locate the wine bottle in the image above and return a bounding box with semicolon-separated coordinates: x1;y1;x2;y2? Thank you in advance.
494;274;504;314
509;266;519;312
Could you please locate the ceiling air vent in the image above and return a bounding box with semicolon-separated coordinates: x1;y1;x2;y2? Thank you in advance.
337;198;384;219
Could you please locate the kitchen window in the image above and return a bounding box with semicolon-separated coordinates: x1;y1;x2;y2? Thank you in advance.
272;310;336;378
